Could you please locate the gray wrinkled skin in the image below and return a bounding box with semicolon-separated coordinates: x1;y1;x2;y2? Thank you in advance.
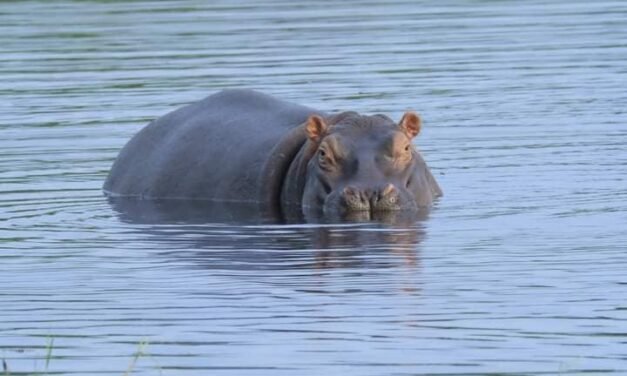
294;113;441;220
104;89;441;222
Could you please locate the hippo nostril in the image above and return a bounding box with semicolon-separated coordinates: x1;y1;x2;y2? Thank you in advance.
342;186;359;205
343;185;357;198
371;183;400;211
381;183;396;197
342;186;370;211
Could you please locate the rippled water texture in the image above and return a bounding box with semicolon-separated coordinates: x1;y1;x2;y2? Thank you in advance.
1;1;626;374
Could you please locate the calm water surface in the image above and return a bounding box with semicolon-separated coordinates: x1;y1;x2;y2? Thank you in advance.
1;1;626;374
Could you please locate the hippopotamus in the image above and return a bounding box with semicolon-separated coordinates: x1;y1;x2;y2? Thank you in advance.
104;89;442;221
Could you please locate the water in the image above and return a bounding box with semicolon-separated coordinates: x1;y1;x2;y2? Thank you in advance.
1;1;626;374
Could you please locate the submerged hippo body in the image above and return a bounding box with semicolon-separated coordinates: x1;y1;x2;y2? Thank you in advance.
104;89;442;221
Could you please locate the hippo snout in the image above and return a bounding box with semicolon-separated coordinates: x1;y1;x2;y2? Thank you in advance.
341;183;400;212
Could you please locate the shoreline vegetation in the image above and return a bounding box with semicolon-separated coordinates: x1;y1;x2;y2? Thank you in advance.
2;339;152;376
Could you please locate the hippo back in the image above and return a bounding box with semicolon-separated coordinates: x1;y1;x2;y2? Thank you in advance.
104;89;320;202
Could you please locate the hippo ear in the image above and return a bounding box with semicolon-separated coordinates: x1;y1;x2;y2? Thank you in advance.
305;115;329;143
398;111;421;139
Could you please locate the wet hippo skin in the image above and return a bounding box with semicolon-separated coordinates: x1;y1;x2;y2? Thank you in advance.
104;89;442;221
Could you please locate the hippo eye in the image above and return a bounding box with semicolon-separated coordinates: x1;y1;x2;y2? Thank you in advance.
317;148;337;171
318;149;330;167
404;144;410;152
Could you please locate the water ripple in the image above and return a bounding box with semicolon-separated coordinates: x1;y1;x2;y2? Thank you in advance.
1;0;626;375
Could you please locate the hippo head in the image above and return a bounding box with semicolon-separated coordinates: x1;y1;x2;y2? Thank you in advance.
299;111;441;220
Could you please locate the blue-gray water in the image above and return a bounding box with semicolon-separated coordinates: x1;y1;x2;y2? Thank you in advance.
1;1;626;374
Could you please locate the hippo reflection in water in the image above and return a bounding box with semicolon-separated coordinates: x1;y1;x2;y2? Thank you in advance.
104;89;441;222
108;197;427;273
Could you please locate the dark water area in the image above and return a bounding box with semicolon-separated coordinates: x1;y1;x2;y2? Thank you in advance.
1;1;626;374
